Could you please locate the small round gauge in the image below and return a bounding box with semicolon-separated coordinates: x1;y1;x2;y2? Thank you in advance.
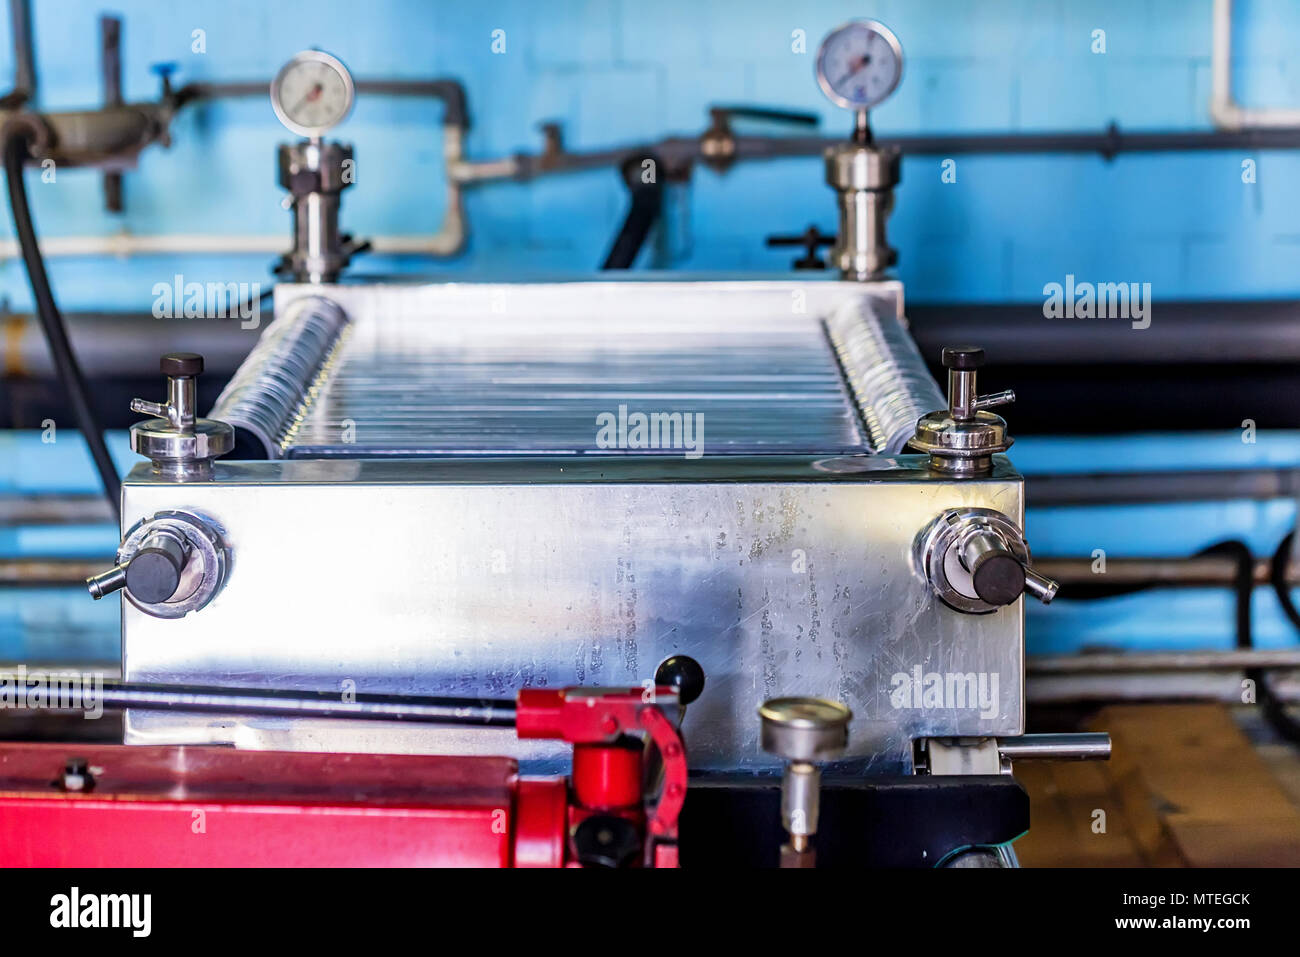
271;50;355;138
816;20;903;111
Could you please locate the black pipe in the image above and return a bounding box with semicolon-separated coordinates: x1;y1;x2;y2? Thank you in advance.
746;124;1300;162
1025;468;1300;507
3;130;120;519
3;0;35;108
12;298;1300;378
99;15;124;212
1210;538;1300;746
90;679;517;727
883;122;1300;158
496;122;1300;184
1264;533;1300;742
907;300;1300;365
175;78;470;129
1040;536;1300;742
1;311;261;378
1034;556;1300;588
601;153;664;269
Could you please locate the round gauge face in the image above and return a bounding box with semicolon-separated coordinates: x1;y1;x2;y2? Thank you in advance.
271;50;355;138
816;20;903;111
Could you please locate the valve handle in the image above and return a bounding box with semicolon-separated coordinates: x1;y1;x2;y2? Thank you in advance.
130;352;207;432
956;524;1058;606
941;346;984;370
970;548;1027;606
86;528;190;604
940;345;1015;421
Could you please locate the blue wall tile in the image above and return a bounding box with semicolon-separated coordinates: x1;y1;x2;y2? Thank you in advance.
1;1;1297;308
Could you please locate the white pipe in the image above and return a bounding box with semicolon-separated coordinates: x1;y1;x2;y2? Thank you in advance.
0;126;467;262
0;231;459;261
1210;0;1300;129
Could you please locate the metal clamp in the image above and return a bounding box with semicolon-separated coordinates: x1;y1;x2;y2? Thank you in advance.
917;507;1059;613
130;352;233;481
278;139;359;283
909;346;1015;475
920;733;1112;775
86;510;228;618
824;138;900;280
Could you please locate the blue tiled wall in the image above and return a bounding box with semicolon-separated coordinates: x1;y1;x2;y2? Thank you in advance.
2;1;1300;306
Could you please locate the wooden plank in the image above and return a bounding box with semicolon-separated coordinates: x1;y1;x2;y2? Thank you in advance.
1088;704;1300;867
1014;758;1153;866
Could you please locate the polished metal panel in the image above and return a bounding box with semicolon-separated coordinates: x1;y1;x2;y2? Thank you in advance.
121;454;1024;774
212;281;940;459
130;279;1019;773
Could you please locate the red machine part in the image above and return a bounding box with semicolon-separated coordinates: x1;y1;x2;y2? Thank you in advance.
0;686;686;868
516;686;687;867
0;744;531;866
572;741;643;810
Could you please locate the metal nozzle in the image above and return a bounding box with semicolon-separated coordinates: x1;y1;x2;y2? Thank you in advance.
86;564;127;599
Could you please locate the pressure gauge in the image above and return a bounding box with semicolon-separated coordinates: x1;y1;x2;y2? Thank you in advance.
816;20;903;111
271;50;355;138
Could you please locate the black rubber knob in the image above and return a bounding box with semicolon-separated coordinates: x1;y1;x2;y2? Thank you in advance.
971;551;1026;606
654;655;706;706
573;815;642;868
125;546;184;603
941;346;984;370
160;352;204;376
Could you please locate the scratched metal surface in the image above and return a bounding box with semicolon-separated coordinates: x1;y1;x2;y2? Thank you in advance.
121;457;1024;774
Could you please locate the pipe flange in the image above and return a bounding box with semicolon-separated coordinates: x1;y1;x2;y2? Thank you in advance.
823;142;900;192
908;410;1012;474
130;418;234;479
118;509;227;619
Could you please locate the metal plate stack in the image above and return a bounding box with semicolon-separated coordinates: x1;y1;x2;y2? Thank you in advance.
211;281;943;460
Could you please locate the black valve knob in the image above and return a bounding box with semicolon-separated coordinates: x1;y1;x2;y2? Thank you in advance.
160;352;204;377
654;655;706;706
124;531;188;603
125;549;183;604
941;346;984;370
970;550;1027;606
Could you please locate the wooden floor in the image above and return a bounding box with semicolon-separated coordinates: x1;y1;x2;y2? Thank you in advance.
1015;704;1300;867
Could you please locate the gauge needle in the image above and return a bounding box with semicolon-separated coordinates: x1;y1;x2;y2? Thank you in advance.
291;83;323;115
833;54;872;89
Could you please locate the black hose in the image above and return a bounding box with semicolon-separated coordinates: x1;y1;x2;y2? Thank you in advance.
94;679;517;727
1200;541;1254;653
1065;536;1300;744
601;153;663;269
3;130;121;520
1202;538;1300;744
1264;531;1300;742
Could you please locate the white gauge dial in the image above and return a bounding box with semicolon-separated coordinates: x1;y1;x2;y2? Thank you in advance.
271;50;355;138
816;20;903;111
